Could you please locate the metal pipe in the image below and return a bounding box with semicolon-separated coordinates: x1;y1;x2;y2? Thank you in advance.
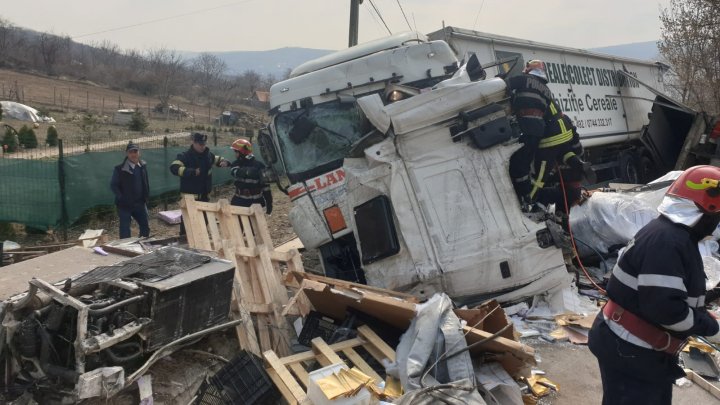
88;295;145;316
126;319;242;385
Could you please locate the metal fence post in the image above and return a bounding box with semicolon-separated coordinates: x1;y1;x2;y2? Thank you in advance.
163;136;169;211
58;139;69;241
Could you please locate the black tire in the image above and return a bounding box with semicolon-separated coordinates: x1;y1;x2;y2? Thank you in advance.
618;152;640;184
638;155;657;183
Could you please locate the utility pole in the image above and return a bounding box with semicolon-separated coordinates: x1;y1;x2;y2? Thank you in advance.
348;0;363;47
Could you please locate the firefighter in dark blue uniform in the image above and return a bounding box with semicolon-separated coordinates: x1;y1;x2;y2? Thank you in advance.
110;141;150;238
506;60;590;209
229;138;272;213
589;165;720;405
169;132;229;234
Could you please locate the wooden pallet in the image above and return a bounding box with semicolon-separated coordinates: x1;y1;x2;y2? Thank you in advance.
181;195;303;357
263;325;396;405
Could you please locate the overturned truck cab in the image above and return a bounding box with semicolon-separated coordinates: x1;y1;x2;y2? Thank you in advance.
261;32;568;304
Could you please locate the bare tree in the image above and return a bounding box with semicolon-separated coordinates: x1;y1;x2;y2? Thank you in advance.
191;53;227;102
38;33;69;75
0;18;14;56
146;48;186;109
659;0;720;113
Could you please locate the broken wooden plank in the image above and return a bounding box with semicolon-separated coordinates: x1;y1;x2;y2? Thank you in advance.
276;237;304;253
264;350;307;404
685;369;720;400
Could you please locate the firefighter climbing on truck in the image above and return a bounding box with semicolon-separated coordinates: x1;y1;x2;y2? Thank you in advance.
506;59;591;211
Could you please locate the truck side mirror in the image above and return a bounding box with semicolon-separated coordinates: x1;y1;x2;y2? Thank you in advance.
465;53;486;81
258;130;278;164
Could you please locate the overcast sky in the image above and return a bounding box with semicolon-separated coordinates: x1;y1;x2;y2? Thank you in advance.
1;0;672;52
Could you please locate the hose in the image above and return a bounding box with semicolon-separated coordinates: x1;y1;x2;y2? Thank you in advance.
558;166;607;295
104;341;143;364
572;236;609;273
88;295;145;316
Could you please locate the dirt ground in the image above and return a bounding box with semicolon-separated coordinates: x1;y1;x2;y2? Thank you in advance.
0;68;266;129
531;340;720;404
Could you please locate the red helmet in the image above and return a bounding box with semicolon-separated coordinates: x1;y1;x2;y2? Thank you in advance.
667;165;720;213
231;138;253;158
523;59;548;82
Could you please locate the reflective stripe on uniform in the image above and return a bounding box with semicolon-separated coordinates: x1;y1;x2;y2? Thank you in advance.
638;274;687;292
687;295;706;307
661;308;694;332
603;313;654;349
529;160;547;198
235;193;264;200
549;102;558;116
516;91;547;104
612;264;638;290
613;263;688;293
178;167;186;176
237;178;261;184
562;151;576;163
539;128;573;148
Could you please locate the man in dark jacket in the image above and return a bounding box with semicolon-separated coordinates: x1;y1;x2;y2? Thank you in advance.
169;132;229;234
506;59;590;208
110;141;150;238
589;165;720;405
229;138;272;213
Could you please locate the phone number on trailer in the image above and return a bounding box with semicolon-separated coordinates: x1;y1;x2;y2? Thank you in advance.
575;117;612;129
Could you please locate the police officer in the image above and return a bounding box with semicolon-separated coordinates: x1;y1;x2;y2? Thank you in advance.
110;141;150;238
589;165;720;405
169;132;229;234
506;60;589;208
228;138;273;213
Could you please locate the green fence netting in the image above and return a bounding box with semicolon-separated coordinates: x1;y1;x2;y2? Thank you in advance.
0;158;62;229
1;145;237;229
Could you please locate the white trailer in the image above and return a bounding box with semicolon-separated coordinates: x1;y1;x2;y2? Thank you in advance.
428;26;718;183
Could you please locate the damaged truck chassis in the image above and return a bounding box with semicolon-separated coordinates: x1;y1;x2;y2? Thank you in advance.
0;247;236;403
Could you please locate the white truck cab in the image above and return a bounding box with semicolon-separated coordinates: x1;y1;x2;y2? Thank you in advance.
260;32;567;303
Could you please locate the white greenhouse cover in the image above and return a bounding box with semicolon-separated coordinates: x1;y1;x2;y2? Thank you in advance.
0;101;55;123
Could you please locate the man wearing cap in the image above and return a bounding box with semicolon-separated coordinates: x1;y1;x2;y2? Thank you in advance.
110;141;150;238
170;132;230;234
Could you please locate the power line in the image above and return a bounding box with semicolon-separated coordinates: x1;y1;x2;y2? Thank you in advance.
365;5;386;36
472;0;486;31
367;0;392;35
73;0;255;39
395;0;413;31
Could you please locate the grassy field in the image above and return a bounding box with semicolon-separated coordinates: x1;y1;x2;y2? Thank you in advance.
0;68;268;145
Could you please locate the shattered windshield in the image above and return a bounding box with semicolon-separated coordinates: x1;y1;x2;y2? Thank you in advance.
274;101;370;181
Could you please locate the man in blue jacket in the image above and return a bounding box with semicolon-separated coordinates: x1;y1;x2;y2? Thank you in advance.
170;132;229;234
111;141;150;238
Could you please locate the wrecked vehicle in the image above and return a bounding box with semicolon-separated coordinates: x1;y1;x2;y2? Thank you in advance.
0;247;235;403
259;32;567;304
259;31;720;305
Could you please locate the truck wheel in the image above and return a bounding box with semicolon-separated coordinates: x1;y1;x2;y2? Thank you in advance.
638;155;657;183
618;152;640;184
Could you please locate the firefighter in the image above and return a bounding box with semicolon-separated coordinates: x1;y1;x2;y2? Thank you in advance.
589;165;720;405
506;59;589;208
110;141;150;238
228;138;272;214
169;132;230;234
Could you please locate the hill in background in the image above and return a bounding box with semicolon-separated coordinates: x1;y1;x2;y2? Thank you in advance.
199;40;662;78
183;47;335;78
